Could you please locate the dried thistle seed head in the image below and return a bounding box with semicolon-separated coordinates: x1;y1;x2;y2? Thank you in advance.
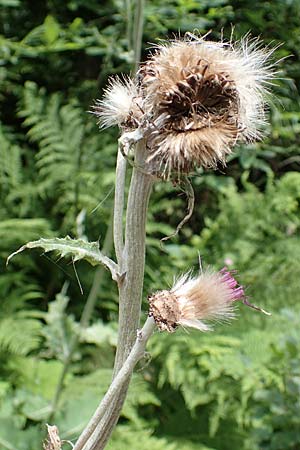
149;268;245;332
92;76;143;129
92;34;276;177
139;35;276;175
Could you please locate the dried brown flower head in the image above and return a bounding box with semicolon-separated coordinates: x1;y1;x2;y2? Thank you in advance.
94;34;276;177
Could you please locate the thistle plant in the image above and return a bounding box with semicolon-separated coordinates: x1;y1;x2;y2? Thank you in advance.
10;32;275;450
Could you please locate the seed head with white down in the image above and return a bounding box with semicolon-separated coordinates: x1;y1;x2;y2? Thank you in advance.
93;34;277;177
92;76;142;130
148;267;245;332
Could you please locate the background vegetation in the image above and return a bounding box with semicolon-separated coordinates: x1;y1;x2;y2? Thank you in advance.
0;0;300;449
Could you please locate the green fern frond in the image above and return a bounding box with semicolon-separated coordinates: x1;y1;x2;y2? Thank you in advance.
17;81;114;231
19;84;85;196
0;315;41;355
107;426;177;450
0;124;22;191
0;218;52;253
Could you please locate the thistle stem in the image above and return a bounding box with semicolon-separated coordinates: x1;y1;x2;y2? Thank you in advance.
114;140;153;371
113;147;127;266
73;4;148;446
95;141;153;450
72;316;155;450
74;140;153;450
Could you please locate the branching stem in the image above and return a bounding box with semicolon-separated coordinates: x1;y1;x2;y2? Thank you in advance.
114;140;153;371
74;140;153;450
73;316;155;450
73;5;150;448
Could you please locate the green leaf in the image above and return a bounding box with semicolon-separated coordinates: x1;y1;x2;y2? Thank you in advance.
8;357;64;399
0;0;20;5
81;321;118;347
7;236;118;274
43;16;61;45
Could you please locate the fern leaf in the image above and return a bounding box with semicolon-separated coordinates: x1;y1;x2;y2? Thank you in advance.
7;236;118;276
0;316;41;355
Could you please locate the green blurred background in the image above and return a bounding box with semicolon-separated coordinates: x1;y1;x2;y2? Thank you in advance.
1;0;300;449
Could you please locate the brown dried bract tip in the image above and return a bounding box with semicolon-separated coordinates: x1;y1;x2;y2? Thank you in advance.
148;290;180;332
43;424;62;450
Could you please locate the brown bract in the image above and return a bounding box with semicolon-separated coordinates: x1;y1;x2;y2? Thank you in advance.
43;425;61;450
148;290;180;332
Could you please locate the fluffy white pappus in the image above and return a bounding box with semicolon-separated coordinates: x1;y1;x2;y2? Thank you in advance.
222;36;278;140
170;268;244;331
92;76;139;129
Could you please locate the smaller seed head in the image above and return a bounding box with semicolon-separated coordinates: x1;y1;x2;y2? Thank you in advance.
149;268;245;332
92;76;142;129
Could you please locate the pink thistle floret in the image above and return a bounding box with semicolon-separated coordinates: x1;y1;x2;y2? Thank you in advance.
219;267;245;301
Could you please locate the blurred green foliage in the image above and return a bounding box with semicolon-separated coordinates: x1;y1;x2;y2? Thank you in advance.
0;0;299;449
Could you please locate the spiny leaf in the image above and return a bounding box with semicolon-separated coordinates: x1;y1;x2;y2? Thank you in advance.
7;236;118;277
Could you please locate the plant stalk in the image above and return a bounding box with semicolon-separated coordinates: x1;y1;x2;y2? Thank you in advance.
75;140;153;450
73;316;155;450
114;140;153;370
113;147;127;267
133;0;145;72
73;3;148;447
